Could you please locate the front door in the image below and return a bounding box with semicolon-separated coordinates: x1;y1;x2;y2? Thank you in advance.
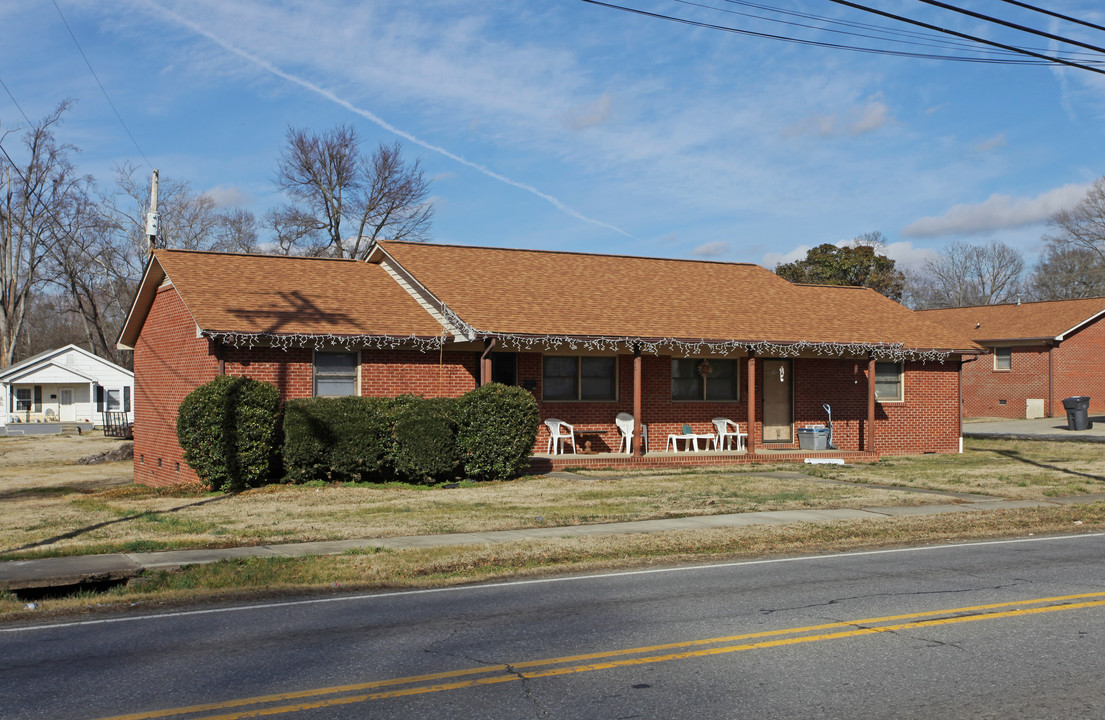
59;389;75;422
762;359;793;443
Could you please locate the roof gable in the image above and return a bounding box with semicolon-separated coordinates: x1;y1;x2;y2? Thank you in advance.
0;345;130;382
118;249;446;349
373;241;978;354
919;297;1105;343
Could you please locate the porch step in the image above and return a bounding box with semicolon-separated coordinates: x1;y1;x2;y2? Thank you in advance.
529;450;879;473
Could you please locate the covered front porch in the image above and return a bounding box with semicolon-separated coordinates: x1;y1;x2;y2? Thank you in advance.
529;446;880;473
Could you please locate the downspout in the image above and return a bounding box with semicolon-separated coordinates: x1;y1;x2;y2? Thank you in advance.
480;337;497;386
745;353;757;455
632;343;642;456
867;355;876;453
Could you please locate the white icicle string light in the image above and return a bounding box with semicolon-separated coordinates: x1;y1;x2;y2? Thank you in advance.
204;304;952;364
438;304;951;363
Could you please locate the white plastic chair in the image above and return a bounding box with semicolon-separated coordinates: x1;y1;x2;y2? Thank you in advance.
713;417;746;451
544;418;576;455
616;412;635;453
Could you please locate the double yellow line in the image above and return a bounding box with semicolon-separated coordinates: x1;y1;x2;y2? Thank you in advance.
98;591;1105;720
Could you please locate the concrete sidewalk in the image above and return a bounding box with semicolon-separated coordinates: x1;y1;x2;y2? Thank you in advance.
5;482;1104;592
964;415;1105;443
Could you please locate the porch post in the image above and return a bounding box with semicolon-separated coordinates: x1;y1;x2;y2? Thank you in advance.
746;353;756;454
632;343;642;456
867;355;877;452
480;338;497;386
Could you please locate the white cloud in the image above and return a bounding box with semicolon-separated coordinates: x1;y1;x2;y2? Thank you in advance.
761;244;810;269
566;93;613;130
784;98;890;138
692;241;730;258
973;133;1006;153
901;183;1089;237
204;184;252;207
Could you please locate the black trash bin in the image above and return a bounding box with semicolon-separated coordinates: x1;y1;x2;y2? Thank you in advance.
1062;396;1093;431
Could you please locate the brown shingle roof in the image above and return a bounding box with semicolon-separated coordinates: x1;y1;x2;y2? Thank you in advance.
919;297;1105;342
376;241;979;352
153;250;442;338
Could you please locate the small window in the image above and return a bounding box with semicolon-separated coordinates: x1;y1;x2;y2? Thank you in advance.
875;362;903;402
106;389;121;411
542;356;616;401
994;347;1011;371
314;352;359;396
672;358;739;401
14;388;31;411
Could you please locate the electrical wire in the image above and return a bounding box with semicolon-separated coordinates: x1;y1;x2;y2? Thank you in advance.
997;0;1105;35
912;0;1105;57
51;0;152;167
825;0;1105;74
581;0;1065;65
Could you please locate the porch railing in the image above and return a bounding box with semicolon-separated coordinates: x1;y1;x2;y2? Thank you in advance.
102;411;133;438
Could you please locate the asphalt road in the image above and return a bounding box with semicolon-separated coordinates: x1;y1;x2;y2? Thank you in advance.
4;533;1105;719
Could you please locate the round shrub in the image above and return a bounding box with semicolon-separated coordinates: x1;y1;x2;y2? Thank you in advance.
390;396;460;484
456;383;539;481
176;375;282;492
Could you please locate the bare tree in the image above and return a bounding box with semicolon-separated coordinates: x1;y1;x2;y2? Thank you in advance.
1028;241;1105;300
273;125;433;259
0;102;90;368
1045;176;1105;263
910;240;1025;309
212;207;259;254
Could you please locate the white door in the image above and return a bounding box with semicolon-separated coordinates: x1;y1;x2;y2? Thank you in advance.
60;388;75;422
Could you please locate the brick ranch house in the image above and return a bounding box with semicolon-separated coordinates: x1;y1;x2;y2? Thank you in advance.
117;241;979;487
921;297;1105;419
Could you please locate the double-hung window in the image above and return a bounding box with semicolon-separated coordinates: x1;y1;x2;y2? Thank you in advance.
874;362;903;402
671;358;739;401
542;356;616;401
994;347;1011;371
14;388;30;411
314;352;359;396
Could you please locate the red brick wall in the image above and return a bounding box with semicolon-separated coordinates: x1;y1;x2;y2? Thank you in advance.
531;354;961;455
958;317;1105;419
1053;319;1105;416
133;286;219;487
361;348;479;398
959;346;1050;419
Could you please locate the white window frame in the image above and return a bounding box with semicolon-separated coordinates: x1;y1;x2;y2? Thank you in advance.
993;347;1012;371
874;361;904;403
14;388;31;411
313;351;360;397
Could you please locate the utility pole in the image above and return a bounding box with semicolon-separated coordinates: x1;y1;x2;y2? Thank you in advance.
145;169;160;257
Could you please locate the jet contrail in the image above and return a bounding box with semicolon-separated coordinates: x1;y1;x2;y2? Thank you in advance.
143;2;636;239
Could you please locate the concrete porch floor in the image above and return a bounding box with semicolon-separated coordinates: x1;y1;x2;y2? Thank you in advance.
529;447;879;473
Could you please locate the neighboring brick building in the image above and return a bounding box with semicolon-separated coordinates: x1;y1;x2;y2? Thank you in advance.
118;242;979;486
921;298;1105;420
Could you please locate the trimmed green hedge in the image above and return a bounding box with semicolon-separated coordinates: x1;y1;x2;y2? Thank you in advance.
283;396;392;483
456;383;540;481
389;395;461;483
176;375;282;492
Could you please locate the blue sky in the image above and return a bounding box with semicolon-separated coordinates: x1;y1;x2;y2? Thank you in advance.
3;0;1105;271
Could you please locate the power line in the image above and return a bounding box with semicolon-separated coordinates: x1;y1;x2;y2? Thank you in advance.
913;0;1105;57
581;0;1066;66
997;0;1105;35
51;0;152;167
825;0;1105;75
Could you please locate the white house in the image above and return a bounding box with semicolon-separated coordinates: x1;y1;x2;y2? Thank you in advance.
0;345;134;427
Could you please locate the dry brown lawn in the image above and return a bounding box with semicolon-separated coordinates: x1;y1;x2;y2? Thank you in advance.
1;433;1103;563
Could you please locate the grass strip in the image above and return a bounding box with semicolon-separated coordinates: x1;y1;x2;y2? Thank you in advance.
5;502;1103;620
